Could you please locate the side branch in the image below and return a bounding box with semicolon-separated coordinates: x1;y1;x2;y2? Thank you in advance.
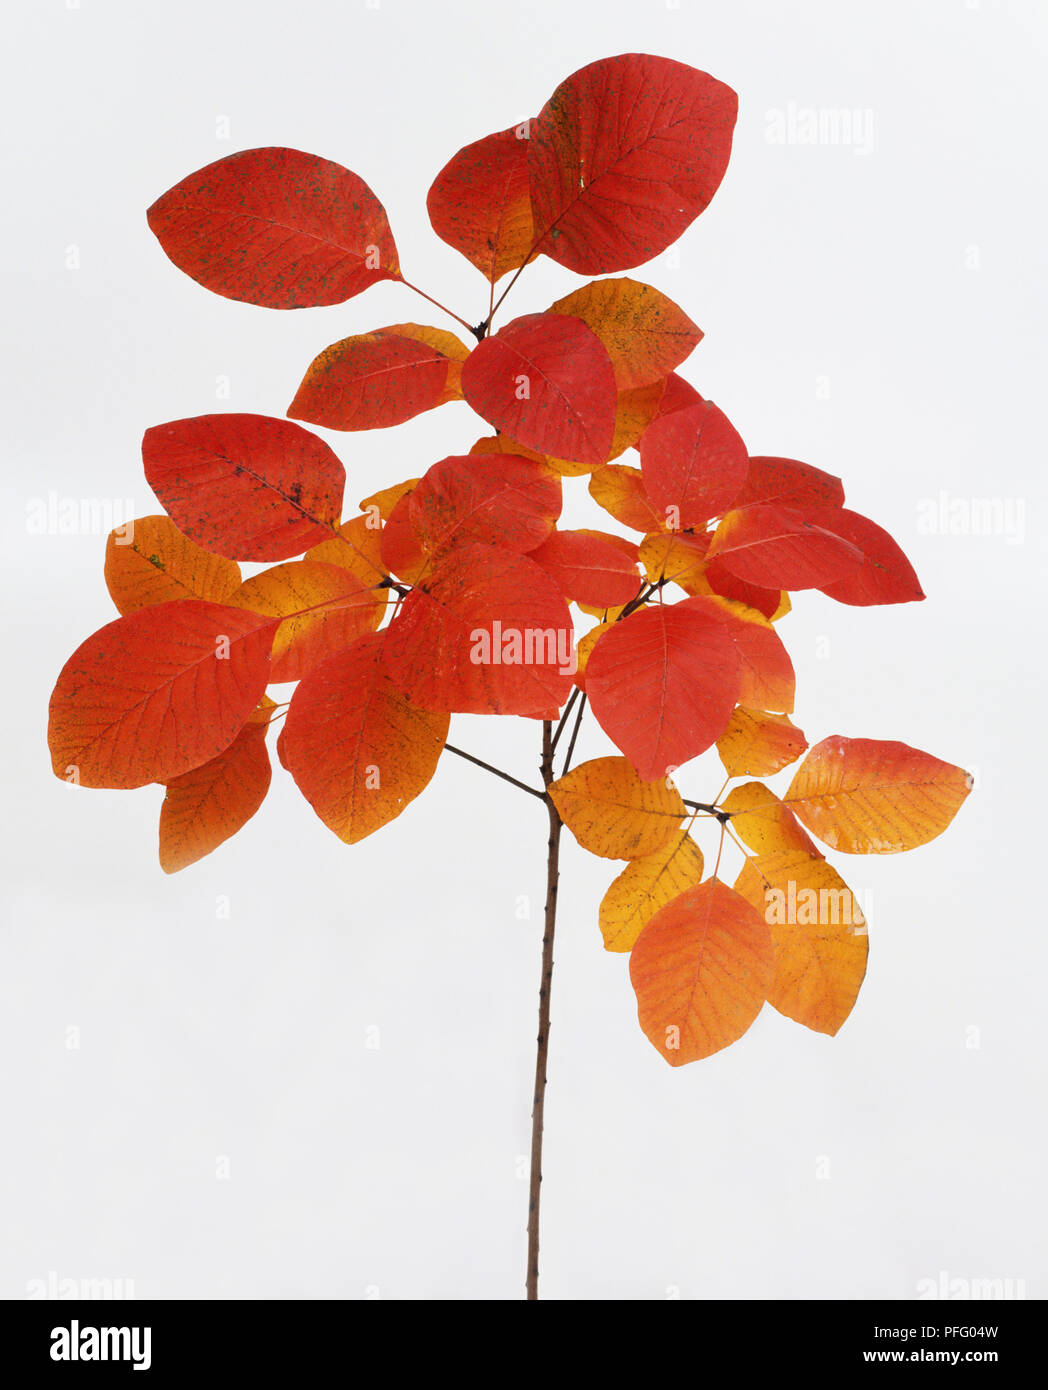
443;742;546;800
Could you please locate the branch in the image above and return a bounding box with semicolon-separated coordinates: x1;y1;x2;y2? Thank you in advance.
443;742;546;800
684;798;732;823
528;721;562;1300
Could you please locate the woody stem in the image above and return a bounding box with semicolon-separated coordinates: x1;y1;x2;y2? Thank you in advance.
528;720;562;1300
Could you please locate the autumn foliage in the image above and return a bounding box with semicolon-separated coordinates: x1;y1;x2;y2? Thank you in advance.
49;53;970;1067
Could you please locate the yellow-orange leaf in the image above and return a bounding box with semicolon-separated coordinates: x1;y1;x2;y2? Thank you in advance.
630;878;773;1065
717;708;807;778
588;464;665;533
574;621;612;685
229;560;385;682
783;735;973;853
305;513;387;587
734;849;868;1034
549;278;702;390
638;530;709;588
599;830;705;952
608;379;668;459
358;479;420;521
549;756;686;859
104;515;241;615
721;782;821;857
159;698;273;873
278;632;448;844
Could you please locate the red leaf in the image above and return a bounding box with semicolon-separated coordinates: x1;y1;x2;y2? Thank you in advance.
528;54;737;274
639;399;749;529
732;455;845;512
381;543;574;715
380;491;427;583
427;126;534;282
408;454;561;560
529;529;641;608
228;560;385;682
707;504;864;590
700;559;782;618
460;312;617;464
652;372;704;419
585;602;741;780
809;508;925;606
679;596;796;712
287;329;457;431
147;147;398;308
279;633;449;844
143;414;345;562
48;601;277;789
160;710;272;873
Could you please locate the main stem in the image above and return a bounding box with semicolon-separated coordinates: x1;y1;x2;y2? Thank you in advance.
528;721;562;1300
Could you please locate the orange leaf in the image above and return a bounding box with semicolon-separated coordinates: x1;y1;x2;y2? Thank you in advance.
734;850;868;1035
585;603;740;780
549;756;686;859
783;736;973;853
48;601;277;789
288;327;460;431
142;413;345;562
147;147;398;307
159;700;273;873
359;478;419;521
427;126;534;283
279;633;449;844
549;278;702;389
104;515;241;615
716;708;807;777
629;879;773;1064
381;543;574;714
460;312;617;464
228;560;385;682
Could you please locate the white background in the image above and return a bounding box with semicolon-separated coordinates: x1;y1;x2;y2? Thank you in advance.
2;0;1044;1300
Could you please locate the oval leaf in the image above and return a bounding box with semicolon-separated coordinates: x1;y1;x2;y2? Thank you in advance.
549;755;686;859
159;703;273;873
529;54;738;274
639;399;749;529
279;633;449;844
48;601;277;789
147;147;398;307
783;736;973;853
549;278;702;389
460;312;617;464
381;543;574;714
599;830;704;952
143;414;346;562
629;879;773;1065
585;603;741;781
427;125;534;282
104;515;241;615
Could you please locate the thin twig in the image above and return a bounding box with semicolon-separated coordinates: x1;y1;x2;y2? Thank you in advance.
443;743;546;800
549;687;580;753
560;693;587;777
